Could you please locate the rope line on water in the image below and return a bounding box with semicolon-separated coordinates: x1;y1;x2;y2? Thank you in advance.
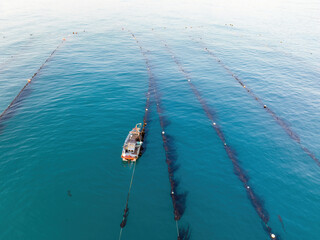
126;29;190;240
119;162;136;240
0;31;85;128
0;37;67;122
156;34;278;240
190;37;320;168
176;220;180;238
118;29;153;239
157;25;295;58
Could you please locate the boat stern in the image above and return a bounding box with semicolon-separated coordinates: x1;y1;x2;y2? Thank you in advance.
121;154;138;162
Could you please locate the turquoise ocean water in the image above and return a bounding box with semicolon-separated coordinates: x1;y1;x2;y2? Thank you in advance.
0;0;319;239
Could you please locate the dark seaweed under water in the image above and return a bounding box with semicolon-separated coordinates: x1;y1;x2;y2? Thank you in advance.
0;0;319;239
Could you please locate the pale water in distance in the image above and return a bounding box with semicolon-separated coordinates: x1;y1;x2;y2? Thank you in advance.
0;0;319;239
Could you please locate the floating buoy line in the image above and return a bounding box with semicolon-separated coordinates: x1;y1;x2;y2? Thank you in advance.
124;28;190;240
0;38;68;123
0;31;83;126
155;34;278;240
190;37;320;168
156;25;294;58
118;40;152;239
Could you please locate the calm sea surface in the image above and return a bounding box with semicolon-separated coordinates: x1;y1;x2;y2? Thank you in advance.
0;0;319;239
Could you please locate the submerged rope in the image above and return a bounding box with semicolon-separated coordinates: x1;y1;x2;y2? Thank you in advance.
118;76;152;238
119;162;136;239
0;37;67;122
127;29;190;240
190;38;320;168
156;35;278;240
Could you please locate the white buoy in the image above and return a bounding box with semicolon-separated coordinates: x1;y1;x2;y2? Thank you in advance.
162;131;165;135
247;186;250;189
224;143;227;146
146;108;148;111
213;122;216;126
171;191;174;194
271;233;276;239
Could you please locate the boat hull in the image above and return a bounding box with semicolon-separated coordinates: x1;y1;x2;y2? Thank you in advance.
121;156;138;162
121;123;143;162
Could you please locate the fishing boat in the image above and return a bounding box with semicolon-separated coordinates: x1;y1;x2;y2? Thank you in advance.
121;123;143;161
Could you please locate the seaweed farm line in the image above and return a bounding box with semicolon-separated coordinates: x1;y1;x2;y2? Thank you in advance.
1;0;320;239
190;37;320;168
118;106;151;240
118;36;152;239
126;29;190;240
155;34;278;240
0;37;67;123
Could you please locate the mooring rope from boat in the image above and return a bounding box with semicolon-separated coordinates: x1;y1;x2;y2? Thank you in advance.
155;35;278;240
176;220;180;237
0;37;68;123
126;29;190;240
118;29;154;239
119;161;136;240
188;37;320;168
118;81;152;240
